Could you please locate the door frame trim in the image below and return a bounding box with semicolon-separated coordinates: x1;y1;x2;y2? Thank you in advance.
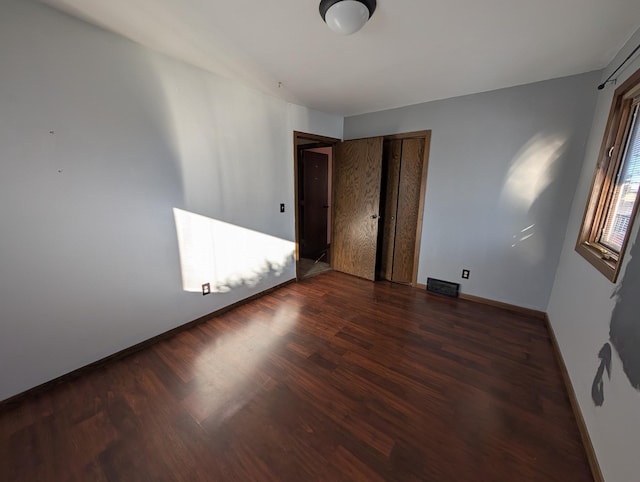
293;131;341;280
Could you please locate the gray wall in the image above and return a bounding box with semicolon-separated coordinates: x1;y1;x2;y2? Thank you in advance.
345;72;601;310
548;28;640;482
0;0;342;401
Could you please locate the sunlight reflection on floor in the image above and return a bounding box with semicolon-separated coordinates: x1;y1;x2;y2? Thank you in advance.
186;304;299;423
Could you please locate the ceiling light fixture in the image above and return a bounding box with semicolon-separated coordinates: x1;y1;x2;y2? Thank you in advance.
319;0;376;36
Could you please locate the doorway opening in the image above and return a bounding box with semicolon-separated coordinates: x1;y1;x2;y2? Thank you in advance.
293;132;340;280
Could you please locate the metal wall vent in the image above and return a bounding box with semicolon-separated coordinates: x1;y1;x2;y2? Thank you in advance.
426;278;460;298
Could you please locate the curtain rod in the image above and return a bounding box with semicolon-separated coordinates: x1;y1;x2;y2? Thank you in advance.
598;42;640;90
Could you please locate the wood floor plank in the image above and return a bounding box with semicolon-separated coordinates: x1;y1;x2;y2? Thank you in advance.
0;271;593;481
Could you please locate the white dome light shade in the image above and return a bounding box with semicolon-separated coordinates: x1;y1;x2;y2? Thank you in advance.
320;0;376;36
326;1;369;35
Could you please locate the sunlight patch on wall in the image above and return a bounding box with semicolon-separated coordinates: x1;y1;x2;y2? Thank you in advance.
173;208;294;293
511;224;536;248
510;222;545;264
501;133;567;210
501;133;568;265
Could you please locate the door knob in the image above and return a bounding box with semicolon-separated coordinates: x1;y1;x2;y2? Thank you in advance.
371;214;379;219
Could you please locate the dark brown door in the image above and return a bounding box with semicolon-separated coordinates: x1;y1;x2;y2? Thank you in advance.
300;150;329;260
332;137;384;280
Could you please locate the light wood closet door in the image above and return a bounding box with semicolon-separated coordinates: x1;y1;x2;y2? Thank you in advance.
392;137;424;283
332;137;384;280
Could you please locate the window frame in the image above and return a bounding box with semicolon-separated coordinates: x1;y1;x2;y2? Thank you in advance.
576;67;640;283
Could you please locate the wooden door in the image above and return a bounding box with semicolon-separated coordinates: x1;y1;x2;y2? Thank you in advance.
392;137;425;283
332;137;384;280
300;150;329;259
378;140;402;280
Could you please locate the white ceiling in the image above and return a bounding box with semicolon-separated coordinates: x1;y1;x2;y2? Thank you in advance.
39;0;640;116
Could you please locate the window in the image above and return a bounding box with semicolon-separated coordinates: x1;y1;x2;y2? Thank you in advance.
576;68;640;283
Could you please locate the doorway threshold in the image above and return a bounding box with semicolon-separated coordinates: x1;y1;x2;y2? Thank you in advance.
298;258;332;280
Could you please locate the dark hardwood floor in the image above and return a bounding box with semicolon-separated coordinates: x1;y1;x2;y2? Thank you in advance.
0;271;593;481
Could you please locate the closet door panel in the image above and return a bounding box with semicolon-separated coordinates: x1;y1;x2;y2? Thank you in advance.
393;138;424;283
379;140;401;281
